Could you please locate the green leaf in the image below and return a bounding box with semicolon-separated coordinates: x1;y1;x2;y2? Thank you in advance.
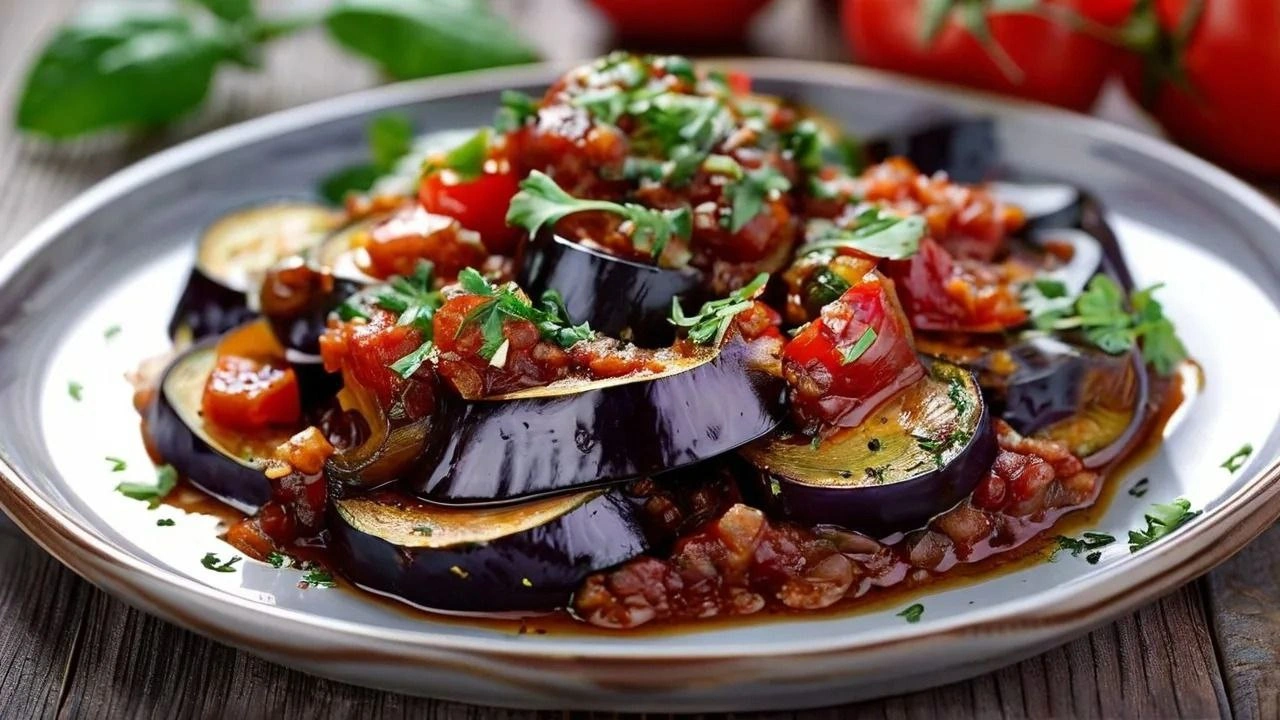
116;464;178;509
369;113;414;171
16;6;238;139
798;209;925;260
839;327;878;365
725;165;792;233
1221;444;1253;473
457;267;496;296
104;324;123;340
389;340;436;378
1052;531;1115;561
192;0;255;23
325;0;538;80
156;518;176;527
897;603;924;623
424;127;489;181
201;552;241;572
670;273;768;345
494;90;538;133
68;381;84;402
105;456;127;472
1128;497;1200;552
301;568;337;587
317;164;381;204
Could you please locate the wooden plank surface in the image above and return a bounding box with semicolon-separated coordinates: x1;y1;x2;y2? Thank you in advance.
0;0;1268;717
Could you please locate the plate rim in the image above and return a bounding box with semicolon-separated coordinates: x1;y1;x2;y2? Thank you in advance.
1;57;1279;664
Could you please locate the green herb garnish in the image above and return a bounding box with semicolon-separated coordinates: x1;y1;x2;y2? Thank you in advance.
301;568;336;588
798;208;925;260
897;603;924;623
1221;444;1253;473
412;525;434;536
724;165;792;233
68;381;83;402
914;430;972;468
1128;498;1200;552
451;267;594;362
156;518;175;527
389;341;437;379
105;456;127;472
103;324;122;340
494;90;538;132
507;171;692;260
201;552;241;573
669;273;768;345
1129;478;1150;498
1053;532;1115;561
423;127;490;181
116;464;178;509
839;327;877;365
266;551;292;569
1027;275;1187;375
947;376;974;418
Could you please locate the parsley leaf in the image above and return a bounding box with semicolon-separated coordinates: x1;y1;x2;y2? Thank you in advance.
1053;532;1115;561
156;518;175;527
724;165;792;233
506;171;691;260
897;603;924;623
797;208;925;260
103;324;122;340
1221;444;1253;473
105;456;127;472
453;270;594;362
68;381;83;401
266;551;293;569
494;90;538;133
669;273;768;345
839;327;877;365
301;568;336;588
116;464;178;509
1128;498;1200;552
1129;477;1150;498
422;127;489;181
389;341;437;379
200;552;241;573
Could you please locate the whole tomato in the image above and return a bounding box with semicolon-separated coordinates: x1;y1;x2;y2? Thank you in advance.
842;0;1134;111
590;0;774;45
1122;0;1280;176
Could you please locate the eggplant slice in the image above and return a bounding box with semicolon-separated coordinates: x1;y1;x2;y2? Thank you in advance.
741;359;995;537
147;341;285;510
406;333;786;504
168;203;338;341
329;488;650;612
517;229;704;347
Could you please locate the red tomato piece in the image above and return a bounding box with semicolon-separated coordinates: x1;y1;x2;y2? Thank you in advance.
882;237;1027;333
361;205;487;281
418;167;523;255
783;272;925;433
319;309;430;416
433;294;570;398
201;355;301;432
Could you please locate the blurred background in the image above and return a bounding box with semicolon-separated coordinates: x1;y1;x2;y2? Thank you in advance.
5;0;1277;191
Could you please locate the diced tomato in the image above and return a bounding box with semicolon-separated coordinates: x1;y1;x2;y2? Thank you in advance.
725;70;752;96
361;205;487;281
418;167;523;255
882;237;1028;333
319;309;429;415
201;355;301;432
433;294;571;397
783;272;924;433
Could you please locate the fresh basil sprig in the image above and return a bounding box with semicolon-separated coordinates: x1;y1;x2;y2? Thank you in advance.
506;171;692;260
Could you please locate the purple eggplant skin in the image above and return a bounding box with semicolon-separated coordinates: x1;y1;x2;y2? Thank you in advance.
406;333;786;504
146;341;272;510
259;262;364;358
741;361;996;538
328;488;651;612
517;229;705;347
167;268;257;341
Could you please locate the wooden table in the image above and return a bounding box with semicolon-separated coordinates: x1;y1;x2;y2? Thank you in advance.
0;1;1275;717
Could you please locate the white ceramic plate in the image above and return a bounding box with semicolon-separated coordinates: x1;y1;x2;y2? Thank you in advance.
1;60;1278;711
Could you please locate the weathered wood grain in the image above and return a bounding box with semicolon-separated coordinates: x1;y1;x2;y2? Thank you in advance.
0;0;1264;718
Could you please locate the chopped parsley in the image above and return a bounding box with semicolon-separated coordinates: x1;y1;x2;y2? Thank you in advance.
1053;532;1115;561
115;464;178;509
897;603;924;623
947;376;974;418
105;456;127;472
507;171;692;260
1026;275;1187;375
914;430;972;468
358;261;442;378
494;90;539;133
864;464;890;483
422;127;490;181
155;518;175;527
412;525;434;536
300;569;336;588
1129;478;1150;498
200;552;241;573
103;324;122;340
797;208;925;260
452;267;594;362
669;273;768;345
1128;498;1200;552
67;381;83;402
839;327;877;365
266;551;292;569
1221;444;1253;473
724;165;792;233
389;341;437;379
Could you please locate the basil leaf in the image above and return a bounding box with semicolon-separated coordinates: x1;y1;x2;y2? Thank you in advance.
325;0;538;80
17;6;239;138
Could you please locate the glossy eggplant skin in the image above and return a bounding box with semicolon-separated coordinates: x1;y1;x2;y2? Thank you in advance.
260;263;364;358
406;333;786;504
146;341;273;510
742;360;995;538
167;268;257;341
518;229;704;347
329;488;650;612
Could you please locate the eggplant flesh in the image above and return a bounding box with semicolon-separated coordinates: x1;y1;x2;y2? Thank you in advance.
406;333;786;504
518;230;704;347
147;342;283;511
741;359;995;537
329;488;650;612
168;203;337;340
